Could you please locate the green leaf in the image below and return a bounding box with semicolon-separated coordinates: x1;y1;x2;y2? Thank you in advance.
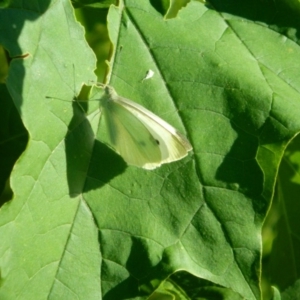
0;0;100;299
272;286;281;300
282;279;300;300
1;0;300;299
262;135;300;296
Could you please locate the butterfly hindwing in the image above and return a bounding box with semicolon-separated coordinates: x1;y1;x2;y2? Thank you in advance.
119;98;192;163
101;98;162;169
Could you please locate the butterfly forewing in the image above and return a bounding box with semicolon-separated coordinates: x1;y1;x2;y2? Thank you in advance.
113;95;192;162
101;97;162;169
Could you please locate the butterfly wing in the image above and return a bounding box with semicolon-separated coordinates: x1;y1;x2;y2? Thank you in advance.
114;96;192;164
101;98;162;169
101;86;192;169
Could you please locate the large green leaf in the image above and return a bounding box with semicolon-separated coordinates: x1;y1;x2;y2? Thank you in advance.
1;0;300;299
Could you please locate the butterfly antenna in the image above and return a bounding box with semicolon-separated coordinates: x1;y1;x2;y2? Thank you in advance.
45;95;78;103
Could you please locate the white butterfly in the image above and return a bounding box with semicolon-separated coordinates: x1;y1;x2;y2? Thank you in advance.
98;86;192;169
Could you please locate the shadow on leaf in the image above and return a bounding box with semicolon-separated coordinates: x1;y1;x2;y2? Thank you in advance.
65;100;126;197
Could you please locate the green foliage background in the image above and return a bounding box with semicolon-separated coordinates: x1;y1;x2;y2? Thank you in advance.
1;0;300;299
